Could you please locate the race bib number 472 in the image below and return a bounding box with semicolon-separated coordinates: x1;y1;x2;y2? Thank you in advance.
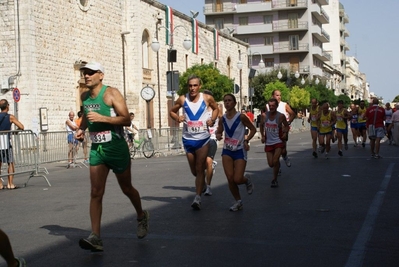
90;131;112;143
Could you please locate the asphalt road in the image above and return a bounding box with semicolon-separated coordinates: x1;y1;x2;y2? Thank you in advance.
1;130;398;267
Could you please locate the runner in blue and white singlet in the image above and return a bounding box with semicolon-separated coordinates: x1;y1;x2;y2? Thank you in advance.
216;93;256;212
182;92;211;149
169;75;219;210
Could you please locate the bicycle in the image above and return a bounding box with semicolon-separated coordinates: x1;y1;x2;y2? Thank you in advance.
126;129;154;159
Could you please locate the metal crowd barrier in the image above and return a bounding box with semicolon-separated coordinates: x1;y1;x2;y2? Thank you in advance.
0;130;50;187
38;131;91;168
36;121;309;166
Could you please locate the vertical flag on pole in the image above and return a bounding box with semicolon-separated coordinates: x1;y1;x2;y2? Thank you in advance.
192;18;199;54
213;28;219;60
165;6;174;46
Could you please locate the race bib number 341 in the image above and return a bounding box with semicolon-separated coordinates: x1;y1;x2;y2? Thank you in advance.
90;131;112;143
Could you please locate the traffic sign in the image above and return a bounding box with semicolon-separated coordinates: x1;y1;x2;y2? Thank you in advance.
13;88;21;102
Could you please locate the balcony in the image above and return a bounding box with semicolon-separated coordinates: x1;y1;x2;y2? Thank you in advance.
340;39;350;50
315;0;329;5
344;41;350;51
312;46;331;61
273;21;308;32
313;66;323;77
344;28;350;37
339;9;350;23
250;45;274;55
311;24;329;42
235;2;272;13
236;23;272;35
310;4;329;24
204;2;236;15
274;42;309;53
272;0;308;10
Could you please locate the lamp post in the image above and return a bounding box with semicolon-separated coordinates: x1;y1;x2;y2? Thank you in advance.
151;24;191;148
154;19;162;131
121;31;130;100
237;51;265;111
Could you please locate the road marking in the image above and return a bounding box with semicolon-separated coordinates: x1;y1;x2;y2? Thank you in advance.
344;163;395;267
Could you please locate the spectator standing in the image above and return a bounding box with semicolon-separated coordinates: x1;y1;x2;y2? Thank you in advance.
125;112;139;147
75;111;88;163
169;75;219;210
246;109;254;124
216;94;256;211
66;111;78;166
75;62;149;252
0;99;24;190
366;98;386;158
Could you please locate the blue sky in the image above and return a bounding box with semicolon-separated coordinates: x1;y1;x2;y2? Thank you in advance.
160;0;399;102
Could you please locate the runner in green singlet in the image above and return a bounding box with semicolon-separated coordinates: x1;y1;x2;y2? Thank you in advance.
75;62;149;252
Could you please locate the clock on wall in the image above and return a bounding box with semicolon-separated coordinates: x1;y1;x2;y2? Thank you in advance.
140;85;155;101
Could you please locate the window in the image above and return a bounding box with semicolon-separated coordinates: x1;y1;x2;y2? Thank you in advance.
265;58;274;67
141;30;149;69
239;38;249;43
263;15;273;24
215;0;223;12
239;17;248;25
288;13;298;29
227;57;231;78
264;36;273;45
77;0;90;11
289;35;299;50
215;18;224;30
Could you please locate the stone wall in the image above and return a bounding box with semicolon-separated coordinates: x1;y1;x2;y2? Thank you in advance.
0;0;248;132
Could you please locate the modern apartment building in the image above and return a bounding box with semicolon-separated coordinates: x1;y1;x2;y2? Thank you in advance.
323;1;351;96
204;0;332;83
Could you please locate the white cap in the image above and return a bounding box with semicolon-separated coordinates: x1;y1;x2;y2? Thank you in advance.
80;62;105;73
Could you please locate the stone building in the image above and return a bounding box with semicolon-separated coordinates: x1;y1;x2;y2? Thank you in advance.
0;0;248;132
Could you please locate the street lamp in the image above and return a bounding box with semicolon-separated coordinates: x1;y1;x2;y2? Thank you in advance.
251;52;265;69
151;24;191;148
150;25;191;110
237;50;264;111
121;31;130;100
236;53;244;111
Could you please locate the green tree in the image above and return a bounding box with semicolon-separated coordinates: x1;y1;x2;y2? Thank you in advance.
393;95;399;102
289;86;310;109
304;85;320;103
317;84;337;107
177;63;233;102
337;94;352;107
263;80;290;102
251;69;281;110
